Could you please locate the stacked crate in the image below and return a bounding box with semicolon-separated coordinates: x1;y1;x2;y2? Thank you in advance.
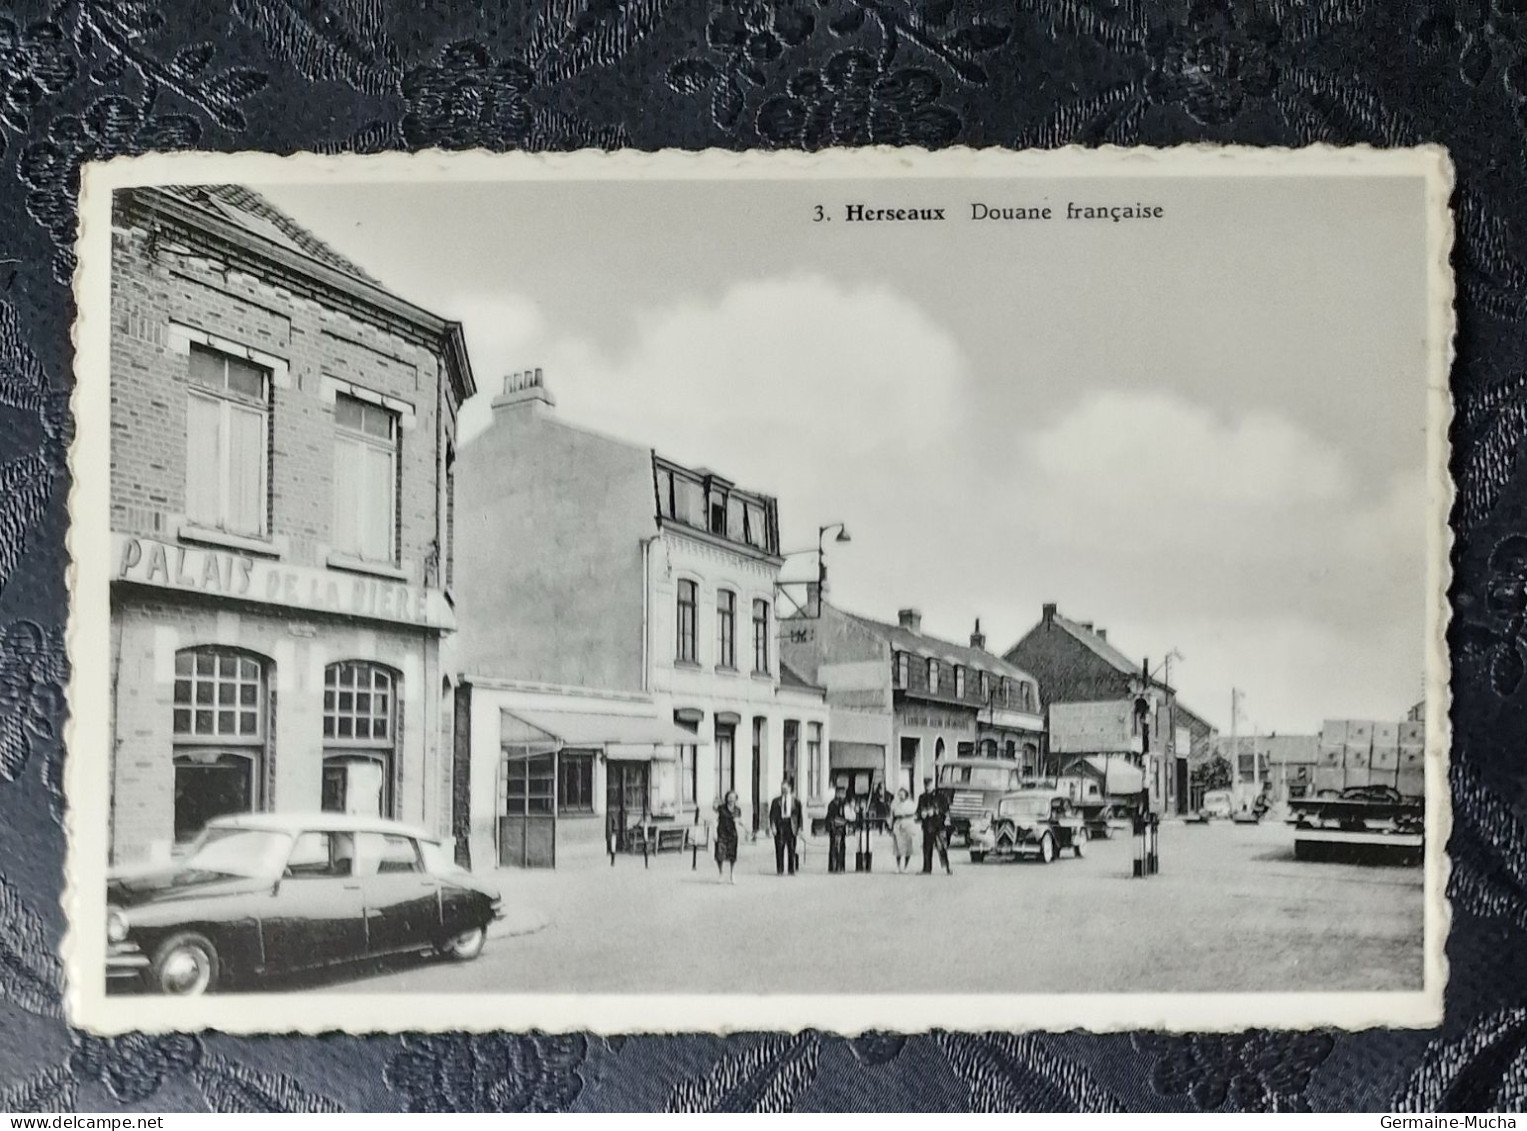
1398;720;1426;799
1315;718;1427;798
1343;719;1373;788
1316;720;1347;795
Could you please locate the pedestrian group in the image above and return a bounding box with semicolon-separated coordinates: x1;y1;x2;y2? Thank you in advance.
712;775;953;882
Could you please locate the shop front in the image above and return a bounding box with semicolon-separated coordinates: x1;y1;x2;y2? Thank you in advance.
458;682;706;870
893;704;979;788
825;706;894;801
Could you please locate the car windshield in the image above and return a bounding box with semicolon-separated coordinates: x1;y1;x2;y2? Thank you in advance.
999;796;1055;818
178;827;293;880
939;765;1013;790
419;839;467;876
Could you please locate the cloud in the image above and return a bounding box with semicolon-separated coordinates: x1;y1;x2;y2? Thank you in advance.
1030;392;1352;507
459;271;971;541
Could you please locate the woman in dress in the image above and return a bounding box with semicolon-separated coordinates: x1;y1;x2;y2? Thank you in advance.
890;787;918;873
714;789;743;884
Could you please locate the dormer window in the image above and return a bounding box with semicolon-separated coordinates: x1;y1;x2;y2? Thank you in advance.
954;666;966;698
927;659;940;694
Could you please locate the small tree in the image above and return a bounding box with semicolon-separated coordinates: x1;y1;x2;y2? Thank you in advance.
1192;754;1233;793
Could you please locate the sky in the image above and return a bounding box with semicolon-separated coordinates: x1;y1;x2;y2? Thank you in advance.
255;171;1433;735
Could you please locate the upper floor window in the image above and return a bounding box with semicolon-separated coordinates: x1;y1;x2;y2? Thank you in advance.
954;666;966;698
717;589;737;669
185;344;269;538
979;671;990;702
1019;681;1036;711
676;579;698;663
752;599;770;674
708;487;728;535
927;659;940;695
333;393;398;564
894;652;908;689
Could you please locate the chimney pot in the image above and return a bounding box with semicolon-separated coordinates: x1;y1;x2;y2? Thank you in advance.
970;617;986;651
493;367;555;413
897;608;922;633
1042;602;1057;624
1097;628;1107;641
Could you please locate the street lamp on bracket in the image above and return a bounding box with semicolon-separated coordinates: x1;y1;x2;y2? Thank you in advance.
774;522;851;622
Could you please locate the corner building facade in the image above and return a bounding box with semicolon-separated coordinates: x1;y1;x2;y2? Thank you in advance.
452;374;829;869
108;186;474;864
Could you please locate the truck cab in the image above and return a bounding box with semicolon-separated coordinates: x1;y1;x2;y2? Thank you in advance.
935;758;1026;844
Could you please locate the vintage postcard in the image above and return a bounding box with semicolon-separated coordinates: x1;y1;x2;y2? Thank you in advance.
65;145;1453;1035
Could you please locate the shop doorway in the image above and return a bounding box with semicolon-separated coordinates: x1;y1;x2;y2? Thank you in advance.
750;718;764;834
498;749;556;868
606;760;651;850
899;736;919;797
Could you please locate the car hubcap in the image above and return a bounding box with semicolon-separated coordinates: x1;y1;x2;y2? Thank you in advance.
161;948;208;994
454;928;483;954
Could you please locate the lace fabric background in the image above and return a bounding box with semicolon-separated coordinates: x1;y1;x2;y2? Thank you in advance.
0;0;1523;1113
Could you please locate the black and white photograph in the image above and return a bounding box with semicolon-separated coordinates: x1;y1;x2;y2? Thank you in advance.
65;147;1452;1034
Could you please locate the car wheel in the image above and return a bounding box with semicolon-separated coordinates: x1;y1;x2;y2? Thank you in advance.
970;851;986;864
1038;834;1056;864
151;932;219;996
443;925;487;962
1073;836;1086;858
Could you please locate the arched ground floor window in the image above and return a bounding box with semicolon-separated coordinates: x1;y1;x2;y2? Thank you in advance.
172;647;268;841
323;660;399;818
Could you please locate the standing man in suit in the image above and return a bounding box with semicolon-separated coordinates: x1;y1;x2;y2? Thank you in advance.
825;783;852;874
768;777;804;875
917;775;952;875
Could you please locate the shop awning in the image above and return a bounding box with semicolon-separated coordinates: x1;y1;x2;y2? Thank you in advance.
501;708;708;750
830;741;886;771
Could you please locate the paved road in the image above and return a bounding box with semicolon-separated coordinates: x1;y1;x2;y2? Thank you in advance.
315;820;1425;995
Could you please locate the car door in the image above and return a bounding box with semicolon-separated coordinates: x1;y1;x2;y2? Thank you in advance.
261;831;367;974
354;833;443;955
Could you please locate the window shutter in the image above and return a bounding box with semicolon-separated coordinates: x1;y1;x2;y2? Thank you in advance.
362;441;394;562
226;402;266;535
185;393;221;526
333;435;359;556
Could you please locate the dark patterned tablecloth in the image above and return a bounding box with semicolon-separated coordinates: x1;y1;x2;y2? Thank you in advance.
1;0;1525;1113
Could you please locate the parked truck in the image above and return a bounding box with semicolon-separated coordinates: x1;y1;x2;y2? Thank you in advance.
1287;718;1425;864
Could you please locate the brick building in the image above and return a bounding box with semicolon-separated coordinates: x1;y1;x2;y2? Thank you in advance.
781;604;1043;800
1003;603;1216;815
108;186;473;864
452;371;827;869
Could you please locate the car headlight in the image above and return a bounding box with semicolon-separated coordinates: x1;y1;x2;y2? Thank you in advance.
107;909;128;943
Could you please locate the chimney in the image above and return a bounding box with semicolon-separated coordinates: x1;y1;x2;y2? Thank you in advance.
1096;628;1107;642
970;617;986;651
1042;602;1057;626
897;608;922;633
492;366;555;415
1079;621;1094;633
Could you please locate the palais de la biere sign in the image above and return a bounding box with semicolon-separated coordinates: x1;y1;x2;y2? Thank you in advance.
112;534;453;630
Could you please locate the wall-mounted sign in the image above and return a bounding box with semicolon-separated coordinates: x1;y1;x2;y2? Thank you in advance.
1050;700;1143;754
112;533;453;630
899;709;977;733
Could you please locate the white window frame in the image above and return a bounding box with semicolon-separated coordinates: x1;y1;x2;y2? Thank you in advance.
333;392;400;565
185;352;271;539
